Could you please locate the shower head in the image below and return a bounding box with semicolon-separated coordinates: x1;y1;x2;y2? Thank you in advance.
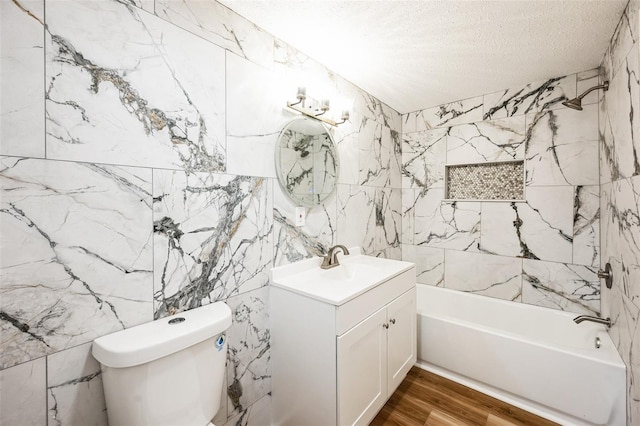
562;81;609;111
562;97;584;111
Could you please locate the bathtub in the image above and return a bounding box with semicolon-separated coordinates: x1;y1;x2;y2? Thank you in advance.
416;284;626;426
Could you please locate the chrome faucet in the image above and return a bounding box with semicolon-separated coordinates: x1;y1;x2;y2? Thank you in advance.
573;315;612;328
321;245;350;269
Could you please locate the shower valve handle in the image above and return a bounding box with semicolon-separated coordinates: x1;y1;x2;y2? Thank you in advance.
597;263;613;289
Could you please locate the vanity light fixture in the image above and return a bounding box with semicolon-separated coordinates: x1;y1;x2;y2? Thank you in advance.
286;87;349;127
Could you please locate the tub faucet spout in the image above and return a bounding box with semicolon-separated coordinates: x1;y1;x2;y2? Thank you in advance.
321;245;350;269
573;315;612;328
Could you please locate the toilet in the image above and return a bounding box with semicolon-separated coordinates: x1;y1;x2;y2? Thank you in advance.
92;301;232;426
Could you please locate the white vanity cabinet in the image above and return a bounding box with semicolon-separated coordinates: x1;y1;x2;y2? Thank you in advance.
270;254;416;426
337;288;416;426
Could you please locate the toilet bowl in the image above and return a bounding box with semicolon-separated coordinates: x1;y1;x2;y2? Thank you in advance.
92;302;232;426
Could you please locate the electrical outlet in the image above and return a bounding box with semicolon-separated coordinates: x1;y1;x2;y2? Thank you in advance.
295;207;306;226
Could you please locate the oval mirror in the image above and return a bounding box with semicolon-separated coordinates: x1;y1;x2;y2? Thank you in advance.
275;116;339;207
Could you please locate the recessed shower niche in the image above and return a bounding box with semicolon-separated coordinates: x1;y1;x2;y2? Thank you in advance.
445;160;525;201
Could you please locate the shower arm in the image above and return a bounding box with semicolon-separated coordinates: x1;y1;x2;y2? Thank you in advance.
575;81;609;100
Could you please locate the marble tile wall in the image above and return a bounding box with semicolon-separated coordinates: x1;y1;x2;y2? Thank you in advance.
0;0;402;425
600;1;640;423
402;68;602;317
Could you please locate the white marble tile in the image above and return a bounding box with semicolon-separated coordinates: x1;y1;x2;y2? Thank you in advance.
634;0;640;49
0;157;154;369
45;0;226;172
353;90;402;131
522;186;577;263
155;0;274;69
371;188;402;258
601;176;640;308
336;184;374;251
0;0;45;158
402;128;447;189
414;188;481;252
384;105;403;136
522;259;599;315
402;245;444;287
409;96;483;131
402;112;416;134
359;119;395;188
152;170;272;317
226;52;292;178
602;281;640;424
334;111;363;185
573;185;600;268
525;104;599;187
337;185;401;256
226;287;270;419
129;0;154;13
273;38;311;70
224;394;271;426
401;189;417;245
273;182;336;267
480;186;573;263
601;31;614;85
607;0;639;77
600;46;640;184
600;182;620;309
0;357;46;426
444;251;522;301
47;343;107;426
389;129;403;189
381;245;403;261
483;74;576;120
599;96;617;185
478;203;526;257
446;116;525;164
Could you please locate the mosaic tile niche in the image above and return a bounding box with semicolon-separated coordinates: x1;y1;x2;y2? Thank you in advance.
445;161;524;200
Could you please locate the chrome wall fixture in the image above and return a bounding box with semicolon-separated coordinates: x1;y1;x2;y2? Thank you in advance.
562;81;609;111
286;87;349;126
598;262;613;289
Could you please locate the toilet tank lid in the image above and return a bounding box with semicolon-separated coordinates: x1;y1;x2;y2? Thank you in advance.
92;301;232;368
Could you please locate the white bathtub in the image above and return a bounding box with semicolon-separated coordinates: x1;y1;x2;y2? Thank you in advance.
416;284;626;426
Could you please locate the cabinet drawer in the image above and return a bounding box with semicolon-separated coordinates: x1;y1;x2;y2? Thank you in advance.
335;268;415;336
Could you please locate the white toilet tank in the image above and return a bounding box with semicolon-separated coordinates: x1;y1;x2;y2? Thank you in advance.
92;302;232;426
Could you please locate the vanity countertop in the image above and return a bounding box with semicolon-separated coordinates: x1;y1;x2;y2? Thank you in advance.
270;247;414;306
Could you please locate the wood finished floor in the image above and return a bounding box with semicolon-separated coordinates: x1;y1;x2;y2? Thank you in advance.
370;367;559;426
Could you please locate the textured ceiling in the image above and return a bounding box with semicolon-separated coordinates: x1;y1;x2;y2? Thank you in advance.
219;0;628;114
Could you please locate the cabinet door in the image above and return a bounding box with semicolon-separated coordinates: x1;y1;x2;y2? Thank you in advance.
337;307;387;426
386;288;417;393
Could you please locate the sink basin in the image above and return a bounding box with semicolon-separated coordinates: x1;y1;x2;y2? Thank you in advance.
270;247;414;305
